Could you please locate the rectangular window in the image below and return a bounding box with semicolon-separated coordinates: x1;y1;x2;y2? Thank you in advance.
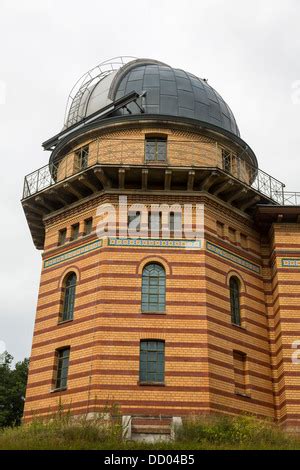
58;228;67;246
128;211;141;232
71;223;79;241
240;233;248;249
148;211;162;236
140;340;165;384
228;227;236;243
55;348;70;390
216;221;225;238
233;351;248;396
75;146;89;170
222;148;232;173
145;138;167;162
169;212;180;231
84;217;93;236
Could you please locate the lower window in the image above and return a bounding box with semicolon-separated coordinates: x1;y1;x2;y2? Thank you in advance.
55;348;70;390
139;340;165;384
233;350;249;396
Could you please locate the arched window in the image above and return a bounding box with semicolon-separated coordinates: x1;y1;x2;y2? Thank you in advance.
61;272;77;321
142;263;166;312
230;277;241;326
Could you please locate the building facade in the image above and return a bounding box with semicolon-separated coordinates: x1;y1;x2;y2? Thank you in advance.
22;58;300;433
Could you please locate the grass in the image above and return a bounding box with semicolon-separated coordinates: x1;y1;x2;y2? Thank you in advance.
0;413;299;450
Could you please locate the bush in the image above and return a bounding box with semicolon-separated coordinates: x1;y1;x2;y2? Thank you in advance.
0;412;123;450
176;414;293;448
0;412;299;450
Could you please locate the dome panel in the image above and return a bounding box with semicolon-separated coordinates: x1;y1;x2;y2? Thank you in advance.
64;58;240;138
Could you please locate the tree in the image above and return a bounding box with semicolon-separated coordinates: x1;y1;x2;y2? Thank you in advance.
0;352;29;427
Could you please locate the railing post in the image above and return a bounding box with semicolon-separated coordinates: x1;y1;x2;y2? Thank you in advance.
23;178;29;198
97;137;100;164
36;169;40;193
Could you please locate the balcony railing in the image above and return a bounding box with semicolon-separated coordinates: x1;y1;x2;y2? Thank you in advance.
22;139;300;206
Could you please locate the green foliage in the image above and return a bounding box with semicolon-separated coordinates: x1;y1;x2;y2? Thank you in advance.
0;411;123;450
0;352;29;428
0;412;299;450
176;414;293;449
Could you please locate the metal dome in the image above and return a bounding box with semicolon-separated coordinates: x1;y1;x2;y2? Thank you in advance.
64;58;240;137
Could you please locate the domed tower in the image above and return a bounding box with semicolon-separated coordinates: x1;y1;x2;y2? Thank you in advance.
22;57;300;434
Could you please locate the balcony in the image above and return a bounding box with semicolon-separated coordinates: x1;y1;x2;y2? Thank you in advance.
22;139;300;249
22;138;299;206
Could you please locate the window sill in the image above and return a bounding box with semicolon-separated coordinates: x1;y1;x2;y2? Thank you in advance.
138;382;165;387
58;319;73;326
144;161;168;165
50;387;67;393
231;323;247;331
141;311;166;315
235;392;251;399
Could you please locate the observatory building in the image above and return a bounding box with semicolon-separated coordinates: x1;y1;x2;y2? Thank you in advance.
22;57;300;435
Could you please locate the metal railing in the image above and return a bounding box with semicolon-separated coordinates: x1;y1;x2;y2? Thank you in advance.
22;139;300;206
282;192;300;205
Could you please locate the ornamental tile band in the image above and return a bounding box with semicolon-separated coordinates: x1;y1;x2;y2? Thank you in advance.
206;241;261;274
44;240;103;268
281;258;300;268
108;238;202;249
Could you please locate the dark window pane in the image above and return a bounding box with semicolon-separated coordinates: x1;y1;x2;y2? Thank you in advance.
84;218;93;235
58;228;67;246
141;263;166;312
75;146;89;170
145;138;167;162
55;348;70;389
139;341;165;383
62;273;76;321
230;277;241;326
71;223;79;241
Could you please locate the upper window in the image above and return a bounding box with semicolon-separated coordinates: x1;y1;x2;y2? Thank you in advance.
142;263;166;313
222;148;232;173
145;137;167;162
75;146;89;170
55;348;70;390
228;227;236;244
139;340;165;384
61;272;77;322
148;211;162;235
240;233;248;249
71;223;79;241
128;211;141;232
84;217;93;236
230;277;241;326
216;221;225;238
58;228;67;246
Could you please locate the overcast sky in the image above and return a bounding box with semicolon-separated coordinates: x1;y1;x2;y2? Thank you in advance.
0;0;299;363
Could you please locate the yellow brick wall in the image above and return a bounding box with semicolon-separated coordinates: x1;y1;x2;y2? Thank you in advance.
24;192;279;422
54;127;252;185
266;224;300;429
